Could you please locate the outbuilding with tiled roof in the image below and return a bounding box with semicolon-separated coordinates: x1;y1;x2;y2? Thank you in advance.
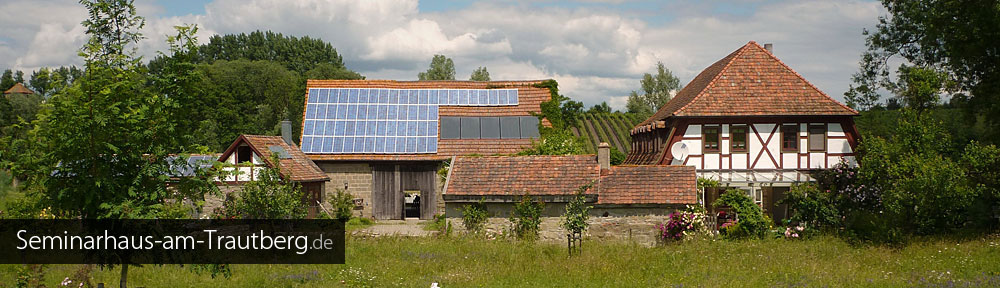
443;144;697;218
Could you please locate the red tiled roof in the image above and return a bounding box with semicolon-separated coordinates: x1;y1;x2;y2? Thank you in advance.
3;83;34;95
595;165;696;205
447;155;600;196
445;155;697;205
219;135;330;182
639;41;857;127
304;80;552;161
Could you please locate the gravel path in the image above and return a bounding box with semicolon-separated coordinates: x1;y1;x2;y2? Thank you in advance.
354;219;436;237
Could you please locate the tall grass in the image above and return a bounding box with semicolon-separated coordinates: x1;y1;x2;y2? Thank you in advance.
3;235;999;287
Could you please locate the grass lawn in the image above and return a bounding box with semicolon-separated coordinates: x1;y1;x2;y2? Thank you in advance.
3;234;999;287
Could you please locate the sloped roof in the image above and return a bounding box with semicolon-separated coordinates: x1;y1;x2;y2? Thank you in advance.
595;165;696;205
304;80;553;161
3;83;34;95
640;41;857;126
445;155;697;205
446;155;600;196
219;135;329;182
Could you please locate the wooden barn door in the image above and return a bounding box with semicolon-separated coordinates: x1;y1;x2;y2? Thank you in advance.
400;163;438;220
372;164;403;220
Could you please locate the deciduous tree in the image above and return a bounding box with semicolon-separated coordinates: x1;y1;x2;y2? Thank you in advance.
469;66;490;81
626;62;680;117
849;0;1000;141
418;54;455;80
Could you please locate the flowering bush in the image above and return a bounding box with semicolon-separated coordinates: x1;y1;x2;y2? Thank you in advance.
778;225;806;239
656;212;695;241
656;205;714;242
714;189;770;239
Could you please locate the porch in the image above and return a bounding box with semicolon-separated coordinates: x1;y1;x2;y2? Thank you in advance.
697;170;814;227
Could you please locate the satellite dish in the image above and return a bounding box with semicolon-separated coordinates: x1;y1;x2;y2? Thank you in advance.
670;142;689;165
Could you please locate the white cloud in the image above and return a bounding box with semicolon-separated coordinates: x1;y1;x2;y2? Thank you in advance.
0;0;885;111
364;18;512;61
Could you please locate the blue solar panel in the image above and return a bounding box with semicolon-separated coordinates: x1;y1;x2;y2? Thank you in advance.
375;137;385;153
310;137;322;152
332;137;343;153
385;137;396;153
303;88;520;154
303;120;314;135
396;122;407;136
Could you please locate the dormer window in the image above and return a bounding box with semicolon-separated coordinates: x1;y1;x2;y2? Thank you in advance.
236;146;253;164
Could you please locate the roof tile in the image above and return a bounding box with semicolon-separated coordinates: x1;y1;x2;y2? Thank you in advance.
446;155;697;205
639;41;857;127
595;165;697;204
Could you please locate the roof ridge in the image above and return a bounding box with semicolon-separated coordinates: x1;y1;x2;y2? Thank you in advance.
457;154;597;159
671;41;756;117
307;79;549;84
752;42;859;115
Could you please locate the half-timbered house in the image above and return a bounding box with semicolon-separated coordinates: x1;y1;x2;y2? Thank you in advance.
216;134;330;216
624;41;861;221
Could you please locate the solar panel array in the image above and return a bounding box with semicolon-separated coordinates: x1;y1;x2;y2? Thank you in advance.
301;88;520;154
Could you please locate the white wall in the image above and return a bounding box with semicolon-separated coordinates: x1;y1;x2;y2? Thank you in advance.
674;122;855;171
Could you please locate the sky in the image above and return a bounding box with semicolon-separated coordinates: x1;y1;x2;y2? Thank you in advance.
0;0;887;110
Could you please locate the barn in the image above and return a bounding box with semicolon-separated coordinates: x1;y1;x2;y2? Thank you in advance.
299;80;554;220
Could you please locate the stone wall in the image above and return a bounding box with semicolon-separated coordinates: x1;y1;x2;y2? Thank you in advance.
197;184;240;219
448;215;673;246
444;202;683;219
316;162;373;218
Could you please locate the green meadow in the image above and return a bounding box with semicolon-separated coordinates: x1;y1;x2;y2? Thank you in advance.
4;234;999;287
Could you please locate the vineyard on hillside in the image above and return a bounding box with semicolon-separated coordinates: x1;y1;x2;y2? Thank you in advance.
570;112;645;154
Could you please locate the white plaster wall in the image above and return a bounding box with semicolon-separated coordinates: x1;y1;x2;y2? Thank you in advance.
732;153;748;170
782;153;798;169
828;123;846;137
704;153;720;170
829;138;853;154
689;156;702;170
809;152;825;169
685;124;702;138
682;139;702;155
828;156;845;167
677;122;853;171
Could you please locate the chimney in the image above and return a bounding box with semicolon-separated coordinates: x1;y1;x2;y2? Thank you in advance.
764;43;773;53
280;119;293;145
598;142;610;172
